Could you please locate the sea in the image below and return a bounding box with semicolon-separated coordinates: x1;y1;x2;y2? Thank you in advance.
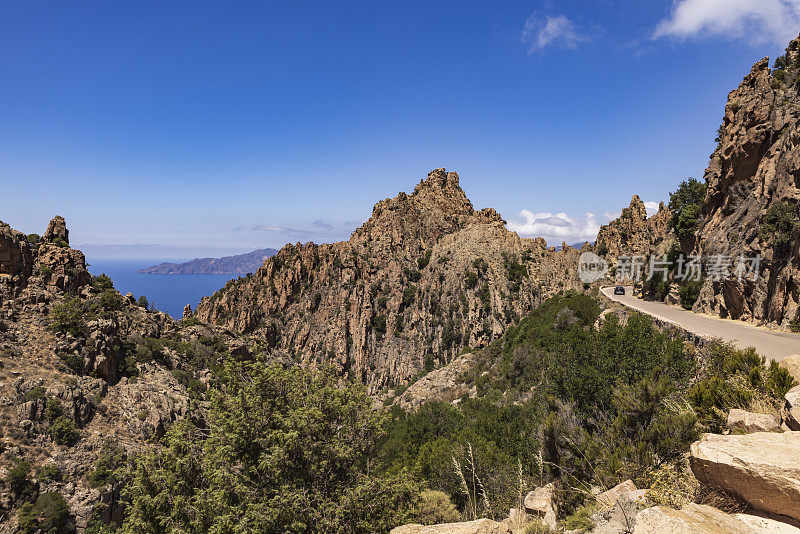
86;258;238;320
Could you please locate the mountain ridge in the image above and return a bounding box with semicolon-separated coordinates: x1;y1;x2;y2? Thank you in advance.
136;248;278;275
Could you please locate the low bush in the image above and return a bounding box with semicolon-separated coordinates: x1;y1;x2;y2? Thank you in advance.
760;200;798;255
50;416;80;446
6;459;33;501
18;492;71;534
91;274;114;292
413;490;461;525
678;281;701;310
50;297;87;337
87;441;126;488
38;464;63;484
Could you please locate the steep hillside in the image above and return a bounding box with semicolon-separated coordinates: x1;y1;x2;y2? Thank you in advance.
692;37;800;326
0;217;246;531
137;248;278;275
195;169;584;392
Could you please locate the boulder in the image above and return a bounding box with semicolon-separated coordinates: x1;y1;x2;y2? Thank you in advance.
784;386;800;430
726;408;781;433
633;504;793;533
734;513;800;533
690;432;800;521
523;482;557;530
390;518;511;534
596;479;637;509
183;303;192;319
780;355;800;383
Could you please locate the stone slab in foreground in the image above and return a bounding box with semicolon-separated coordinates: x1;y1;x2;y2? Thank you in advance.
390;518;510;534
690;432;800;522
634;504;800;533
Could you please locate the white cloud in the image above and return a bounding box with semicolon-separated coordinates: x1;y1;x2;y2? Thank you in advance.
507;210;601;245
522;14;587;53
653;0;800;44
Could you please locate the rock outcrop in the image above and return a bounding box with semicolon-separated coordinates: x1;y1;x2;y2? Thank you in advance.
523;483;557;530
690;431;800;522
780;355;800;382
784;385;800;430
43;215;69;245
0;216;243;532
195;169;583;392
691;37;800;325
390;519;511;534
0;221;33;296
726;408;781;433
633;504;797;534
594;196;674;262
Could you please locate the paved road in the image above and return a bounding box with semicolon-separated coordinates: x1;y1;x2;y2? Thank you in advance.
600;286;800;362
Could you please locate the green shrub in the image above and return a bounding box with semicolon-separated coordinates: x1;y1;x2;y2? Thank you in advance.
97;290;124;315
50;416;80;446
91;274;114;292
372;313;387;336
38;464;63;484
418;250;433;270
50;297;87;337
403;286;417;308
413;490;461;525
678;281;701;310
767;360;797;398
478;283;491;311
464;270;478;289
53;237;69;248
136;295;150;309
87;442;126;488
24;386;46;402
59;351;84;374
122;360;421;533
18;492;71;534
563;503;595;532
759;201;798;254
26;234;41;244
45;398;64;422
669;178;706;240
6;459;33;501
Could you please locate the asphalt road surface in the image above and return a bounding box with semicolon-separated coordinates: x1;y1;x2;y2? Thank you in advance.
600;286;800;362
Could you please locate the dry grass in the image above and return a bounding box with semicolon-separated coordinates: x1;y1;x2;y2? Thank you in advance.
695;485;748;514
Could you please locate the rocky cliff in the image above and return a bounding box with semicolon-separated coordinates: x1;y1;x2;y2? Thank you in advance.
195;169;584;392
691;37;800;326
0;216;248;530
594;196;674;261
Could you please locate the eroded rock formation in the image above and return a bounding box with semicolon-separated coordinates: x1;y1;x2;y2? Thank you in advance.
195;169;583;392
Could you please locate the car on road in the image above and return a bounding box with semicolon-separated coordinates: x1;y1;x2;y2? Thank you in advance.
613;286;625;295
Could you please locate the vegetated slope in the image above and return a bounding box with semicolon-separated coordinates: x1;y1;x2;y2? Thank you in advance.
379;291;796;529
0;217;248;530
195;169;584;393
136;248;278;275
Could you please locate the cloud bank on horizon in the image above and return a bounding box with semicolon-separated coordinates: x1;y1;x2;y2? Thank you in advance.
653;0;800;44
507;210;600;245
508;201;661;246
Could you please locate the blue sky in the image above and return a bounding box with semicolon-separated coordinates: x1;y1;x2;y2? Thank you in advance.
1;1;799;258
